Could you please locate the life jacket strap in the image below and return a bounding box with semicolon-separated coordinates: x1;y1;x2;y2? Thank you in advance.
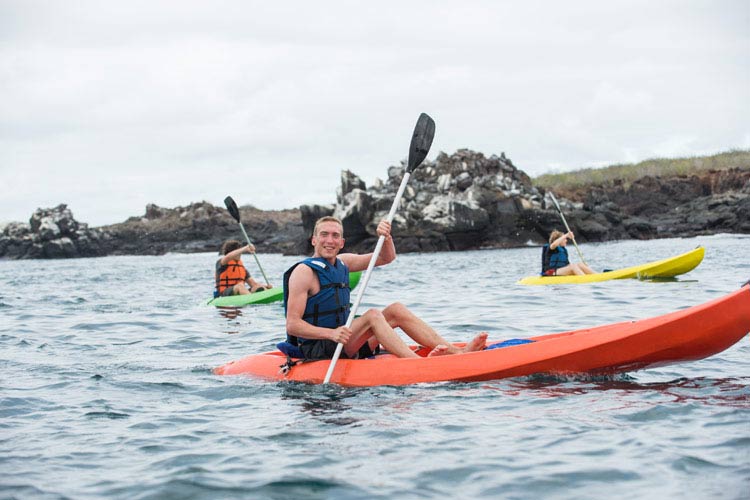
278;356;307;376
302;305;349;323
276;341;317;375
319;282;349;290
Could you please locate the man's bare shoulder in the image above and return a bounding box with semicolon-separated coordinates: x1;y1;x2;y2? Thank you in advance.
289;263;315;284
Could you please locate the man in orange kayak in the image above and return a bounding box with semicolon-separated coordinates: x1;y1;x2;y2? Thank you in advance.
215;240;273;297
283;216;487;360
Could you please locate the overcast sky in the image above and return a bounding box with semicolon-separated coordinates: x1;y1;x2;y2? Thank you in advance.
1;1;748;226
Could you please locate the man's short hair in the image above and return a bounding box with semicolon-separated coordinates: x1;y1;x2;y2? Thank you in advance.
313;216;344;237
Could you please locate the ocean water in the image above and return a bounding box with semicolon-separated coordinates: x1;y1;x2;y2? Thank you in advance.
1;234;748;499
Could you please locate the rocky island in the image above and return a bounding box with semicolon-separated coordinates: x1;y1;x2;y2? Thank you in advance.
1;149;748;259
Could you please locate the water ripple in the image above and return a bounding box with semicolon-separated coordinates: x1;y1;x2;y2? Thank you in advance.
0;238;748;498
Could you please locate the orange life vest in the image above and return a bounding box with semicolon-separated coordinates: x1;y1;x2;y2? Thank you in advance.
216;259;248;293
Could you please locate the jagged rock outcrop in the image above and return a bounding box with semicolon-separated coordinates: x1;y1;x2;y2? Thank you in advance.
0;204;109;259
299;149;552;252
298;150;750;253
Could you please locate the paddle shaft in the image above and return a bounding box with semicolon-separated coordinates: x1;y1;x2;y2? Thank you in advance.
548;192;587;265
237;223;271;286
322;171;412;384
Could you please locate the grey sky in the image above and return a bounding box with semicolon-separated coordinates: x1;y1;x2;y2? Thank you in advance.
1;0;748;226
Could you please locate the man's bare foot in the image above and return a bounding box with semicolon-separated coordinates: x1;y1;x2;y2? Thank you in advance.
461;332;488;352
427;344;450;357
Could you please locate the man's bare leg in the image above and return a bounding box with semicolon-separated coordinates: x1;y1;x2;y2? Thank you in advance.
382;302;487;353
345;309;419;358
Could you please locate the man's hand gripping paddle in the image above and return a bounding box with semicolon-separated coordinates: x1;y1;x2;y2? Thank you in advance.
323;113;436;384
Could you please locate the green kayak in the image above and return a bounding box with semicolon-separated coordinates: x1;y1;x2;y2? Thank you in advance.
207;271;362;307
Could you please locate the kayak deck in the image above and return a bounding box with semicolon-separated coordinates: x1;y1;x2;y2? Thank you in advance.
517;246;704;285
214;283;750;386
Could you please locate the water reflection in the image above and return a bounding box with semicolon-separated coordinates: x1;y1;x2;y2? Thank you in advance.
279;382;366;425
480;375;750;408
217;307;243;320
216;306;245;335
643;277;698;283
611;376;750;408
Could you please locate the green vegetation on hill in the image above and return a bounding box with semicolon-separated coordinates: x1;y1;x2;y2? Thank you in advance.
534;149;750;191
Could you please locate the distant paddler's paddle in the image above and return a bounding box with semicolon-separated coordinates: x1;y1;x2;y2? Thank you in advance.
548;192;588;266
323;112;436;384
223;196;271;286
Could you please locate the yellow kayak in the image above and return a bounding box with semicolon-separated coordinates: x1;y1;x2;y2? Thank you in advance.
517;246;705;285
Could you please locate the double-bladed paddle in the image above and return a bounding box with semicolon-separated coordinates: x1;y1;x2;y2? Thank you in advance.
548;192;587;266
223;196;271;286
323;112;436;384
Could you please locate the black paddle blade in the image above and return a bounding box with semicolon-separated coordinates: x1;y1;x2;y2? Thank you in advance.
224;196;241;223
406;113;435;173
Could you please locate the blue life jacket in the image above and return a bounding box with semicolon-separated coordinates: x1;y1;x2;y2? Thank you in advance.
541;244;569;274
283;257;351;346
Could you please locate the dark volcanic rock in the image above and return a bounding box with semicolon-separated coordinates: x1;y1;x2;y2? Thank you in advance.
567;168;750;239
298;151;750;253
98;201;305;256
299;149;553;253
0;204;109;259
4;153;748;260
1;202;306;259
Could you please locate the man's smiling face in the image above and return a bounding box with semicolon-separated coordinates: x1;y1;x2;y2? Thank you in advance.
312;221;345;261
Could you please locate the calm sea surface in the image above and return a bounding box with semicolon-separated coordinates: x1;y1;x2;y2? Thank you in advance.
1;234;749;499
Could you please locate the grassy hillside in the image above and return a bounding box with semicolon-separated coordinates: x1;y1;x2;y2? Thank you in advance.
533;149;750;191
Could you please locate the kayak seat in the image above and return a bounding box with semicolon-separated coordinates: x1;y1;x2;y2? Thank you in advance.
276;341;304;359
486;339;535;350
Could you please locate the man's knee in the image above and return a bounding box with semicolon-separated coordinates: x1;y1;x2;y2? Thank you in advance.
362;308;386;325
382;302;409;321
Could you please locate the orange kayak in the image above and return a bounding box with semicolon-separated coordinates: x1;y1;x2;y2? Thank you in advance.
214;284;750;386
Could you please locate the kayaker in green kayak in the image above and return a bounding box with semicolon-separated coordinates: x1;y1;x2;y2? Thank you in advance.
283;216;487;360
541;230;597;276
215;240;274;297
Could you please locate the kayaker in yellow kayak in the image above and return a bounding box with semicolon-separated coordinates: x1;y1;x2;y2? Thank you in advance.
283;216;487;360
541;230;597;276
215;240;273;297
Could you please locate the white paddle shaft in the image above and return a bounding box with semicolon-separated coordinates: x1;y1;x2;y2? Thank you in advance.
323;172;412;384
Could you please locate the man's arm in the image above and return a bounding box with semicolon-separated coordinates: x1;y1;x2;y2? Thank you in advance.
340;220;396;272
